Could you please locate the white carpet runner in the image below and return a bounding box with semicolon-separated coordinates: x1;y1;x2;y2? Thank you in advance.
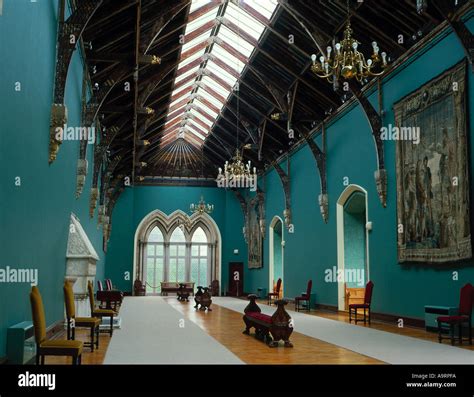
104;296;243;364
213;297;474;365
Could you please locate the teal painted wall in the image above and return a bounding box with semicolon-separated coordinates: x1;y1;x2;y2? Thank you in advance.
105;186;248;294
245;19;474;319
343;211;366;288
0;1;105;358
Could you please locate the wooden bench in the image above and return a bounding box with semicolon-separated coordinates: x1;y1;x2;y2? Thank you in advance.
242;294;293;347
160;282;195;296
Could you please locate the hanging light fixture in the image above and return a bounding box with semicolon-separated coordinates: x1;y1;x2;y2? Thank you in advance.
216;9;258;189
310;1;387;84
190;148;214;215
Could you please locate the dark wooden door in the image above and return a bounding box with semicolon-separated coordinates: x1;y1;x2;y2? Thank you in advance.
228;262;244;297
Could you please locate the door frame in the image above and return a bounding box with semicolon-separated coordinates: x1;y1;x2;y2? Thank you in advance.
336;185;370;311
269;215;284;298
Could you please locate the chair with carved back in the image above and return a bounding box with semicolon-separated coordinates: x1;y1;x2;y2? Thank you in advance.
267;278;282;306
105;279;113;291
437;283;473;345
295;280;312;312
349;281;374;324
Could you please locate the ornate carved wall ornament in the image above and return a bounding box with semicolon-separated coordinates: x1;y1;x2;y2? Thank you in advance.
75;159;88;198
349;80;387;207
89;187;99;218
49;0;102;163
318;193;329;223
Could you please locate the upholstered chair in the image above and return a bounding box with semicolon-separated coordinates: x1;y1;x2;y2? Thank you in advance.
437;283;473;345
295;280;313;312
88;280;116;336
30;286;83;365
64;280;100;351
349;281;374;325
267;278;282;306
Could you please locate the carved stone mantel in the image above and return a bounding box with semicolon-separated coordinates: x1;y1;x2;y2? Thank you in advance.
65;213;99;316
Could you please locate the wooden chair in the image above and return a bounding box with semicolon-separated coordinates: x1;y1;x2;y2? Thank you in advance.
30;286;83;365
437;283;473;345
64;280;100;352
295;280;312;312
105;279;113;291
88;281;116;336
349;281;374;324
267;278;282;306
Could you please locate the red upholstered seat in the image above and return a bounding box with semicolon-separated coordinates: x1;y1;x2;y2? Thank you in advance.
437;315;469;323
295;295;308;301
247;312;272;324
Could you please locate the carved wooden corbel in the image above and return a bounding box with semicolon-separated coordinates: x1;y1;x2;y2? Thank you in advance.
300;124;328;222
49;0;102;163
273;160;292;228
349;81;387;207
232;189;249;242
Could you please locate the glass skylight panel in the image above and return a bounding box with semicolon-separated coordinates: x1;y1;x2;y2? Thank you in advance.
206;62;236;83
218;25;254;56
187;125;207;140
211;45;245;71
190;109;213;125
186;8;217;34
225;3;264;39
182;30;211;52
199;90;224;108
163;0;279;146
201;76;230;97
177;49;206;69
244;0;278;19
175;66;200;83
195;100;218;118
189;0;212;15
188;118;208;134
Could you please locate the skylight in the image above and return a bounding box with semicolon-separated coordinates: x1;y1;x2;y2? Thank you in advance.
161;0;278;146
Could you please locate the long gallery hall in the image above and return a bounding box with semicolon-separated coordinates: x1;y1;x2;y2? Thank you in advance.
1;0;474;393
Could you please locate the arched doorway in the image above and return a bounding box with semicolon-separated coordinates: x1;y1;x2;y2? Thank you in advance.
336;185;370;311
269;216;284;299
133;210;221;294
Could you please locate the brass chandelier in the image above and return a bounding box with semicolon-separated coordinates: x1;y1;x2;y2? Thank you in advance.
310;20;387;83
190;148;214;215
217;148;257;186
190;195;214;215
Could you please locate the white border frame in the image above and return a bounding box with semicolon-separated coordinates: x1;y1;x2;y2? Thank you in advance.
336;185;370;311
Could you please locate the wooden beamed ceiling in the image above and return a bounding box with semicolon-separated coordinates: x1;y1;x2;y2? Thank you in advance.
79;0;466;186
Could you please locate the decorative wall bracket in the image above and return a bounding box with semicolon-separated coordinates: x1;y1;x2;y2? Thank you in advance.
300;124;328;222
273;160;292;228
349;81;387;207
49;0;102;164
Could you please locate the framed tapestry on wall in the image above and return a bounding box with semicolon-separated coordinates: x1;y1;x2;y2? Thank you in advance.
394;61;471;263
248;197;263;269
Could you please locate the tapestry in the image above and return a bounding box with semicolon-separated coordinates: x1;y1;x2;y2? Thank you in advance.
394;61;471;263
248;199;263;269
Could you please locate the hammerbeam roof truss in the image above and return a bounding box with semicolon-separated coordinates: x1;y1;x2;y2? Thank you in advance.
76;0;469;182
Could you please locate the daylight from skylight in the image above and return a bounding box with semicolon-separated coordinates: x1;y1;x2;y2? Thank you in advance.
161;0;278;146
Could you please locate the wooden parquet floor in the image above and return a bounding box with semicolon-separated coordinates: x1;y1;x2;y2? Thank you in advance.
46;297;473;364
